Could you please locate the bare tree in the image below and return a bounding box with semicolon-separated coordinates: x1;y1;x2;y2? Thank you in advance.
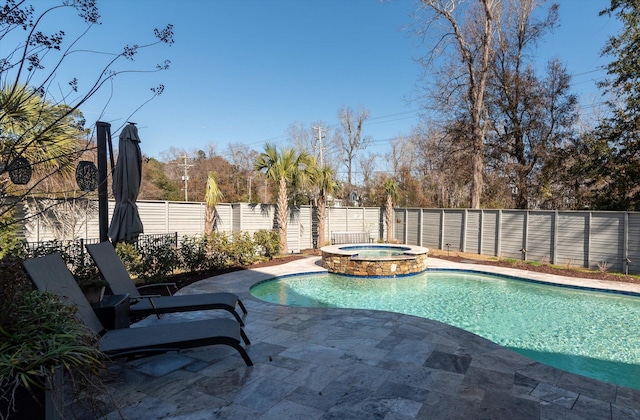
287;121;341;170
412;122;473;208
1;0;173;236
484;0;578;209
226;143;259;202
357;152;378;206
337;106;372;186
415;0;499;208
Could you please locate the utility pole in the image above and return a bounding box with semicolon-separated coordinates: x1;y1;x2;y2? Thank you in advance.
313;125;324;167
248;174;255;203
178;155;193;201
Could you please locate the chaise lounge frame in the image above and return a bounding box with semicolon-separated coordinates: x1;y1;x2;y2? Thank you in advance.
23;253;253;366
85;241;248;326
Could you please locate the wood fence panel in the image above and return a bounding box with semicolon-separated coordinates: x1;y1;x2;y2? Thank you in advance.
590;212;624;272
481;210;499;256
500;211;526;259
556;212;588;267
628;213;640;274
443;210;464;252
421;209;442;249
465;210;481;254
526;212;554;263
406;209;421;246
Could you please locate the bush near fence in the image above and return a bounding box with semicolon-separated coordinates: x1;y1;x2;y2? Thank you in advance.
18;230;280;286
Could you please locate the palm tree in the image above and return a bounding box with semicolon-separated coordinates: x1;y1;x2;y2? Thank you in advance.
1;84;84;232
204;171;223;233
0;85;80;179
315;165;337;247
384;178;399;243
254;143;316;254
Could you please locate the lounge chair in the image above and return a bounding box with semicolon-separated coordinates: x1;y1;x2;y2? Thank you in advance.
85;242;248;326
23;253;253;365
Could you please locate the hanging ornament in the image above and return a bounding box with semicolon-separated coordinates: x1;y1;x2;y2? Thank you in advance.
75;160;98;191
7;157;32;185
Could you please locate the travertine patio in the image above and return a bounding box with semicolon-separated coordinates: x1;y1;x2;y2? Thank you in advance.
76;256;640;419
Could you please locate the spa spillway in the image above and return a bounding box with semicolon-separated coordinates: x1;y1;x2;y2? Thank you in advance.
321;244;429;276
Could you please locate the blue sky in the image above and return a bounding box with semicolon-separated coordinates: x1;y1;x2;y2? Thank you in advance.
20;1;621;165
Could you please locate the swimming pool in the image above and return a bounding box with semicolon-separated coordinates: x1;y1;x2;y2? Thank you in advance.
250;270;640;390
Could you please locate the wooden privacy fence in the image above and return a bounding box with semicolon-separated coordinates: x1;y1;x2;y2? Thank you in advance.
17;199;382;254
393;208;640;274
16;198;640;274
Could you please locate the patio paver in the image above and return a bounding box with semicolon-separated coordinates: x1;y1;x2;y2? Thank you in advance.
71;256;640;419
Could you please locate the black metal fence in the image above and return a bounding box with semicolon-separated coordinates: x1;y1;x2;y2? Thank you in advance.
25;233;178;260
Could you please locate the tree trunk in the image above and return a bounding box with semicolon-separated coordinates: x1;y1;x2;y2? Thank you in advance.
422;0;495;209
204;206;215;233
385;195;394;243
276;177;288;254
468;0;494;209
317;196;326;248
470;131;484;209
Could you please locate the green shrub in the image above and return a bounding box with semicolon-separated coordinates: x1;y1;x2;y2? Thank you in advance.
0;211;27;259
115;242;142;276
253;229;280;259
0;257;106;419
0;257;33;327
228;231;257;266
67;250;105;292
136;240;180;281
179;235;208;272
204;231;232;270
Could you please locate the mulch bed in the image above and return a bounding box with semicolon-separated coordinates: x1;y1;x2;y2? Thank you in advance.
433;254;640;284
140;254;309;296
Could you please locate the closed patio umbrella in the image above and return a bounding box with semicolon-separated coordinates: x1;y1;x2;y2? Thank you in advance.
108;123;143;244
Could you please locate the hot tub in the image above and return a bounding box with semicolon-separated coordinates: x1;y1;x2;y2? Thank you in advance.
320;243;429;276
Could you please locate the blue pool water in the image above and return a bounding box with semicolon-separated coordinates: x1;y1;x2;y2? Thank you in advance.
340;245;410;258
250;270;640;389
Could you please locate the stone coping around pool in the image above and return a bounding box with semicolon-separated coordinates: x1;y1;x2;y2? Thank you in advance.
320;243;429;276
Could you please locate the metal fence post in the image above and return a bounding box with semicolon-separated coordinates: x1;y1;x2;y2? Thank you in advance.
439;209;445;250
404;207;408;245
462;209;468;253
587;212;592;268
419;209;423;247
496;210;503;257
479;210;484;256
624;212;629;272
552;211;558;265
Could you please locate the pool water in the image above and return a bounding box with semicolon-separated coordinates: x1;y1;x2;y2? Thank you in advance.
250;270;640;390
352;249;407;257
341;245;409;258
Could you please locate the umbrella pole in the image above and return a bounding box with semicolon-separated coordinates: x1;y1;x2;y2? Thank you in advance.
96;121;111;243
